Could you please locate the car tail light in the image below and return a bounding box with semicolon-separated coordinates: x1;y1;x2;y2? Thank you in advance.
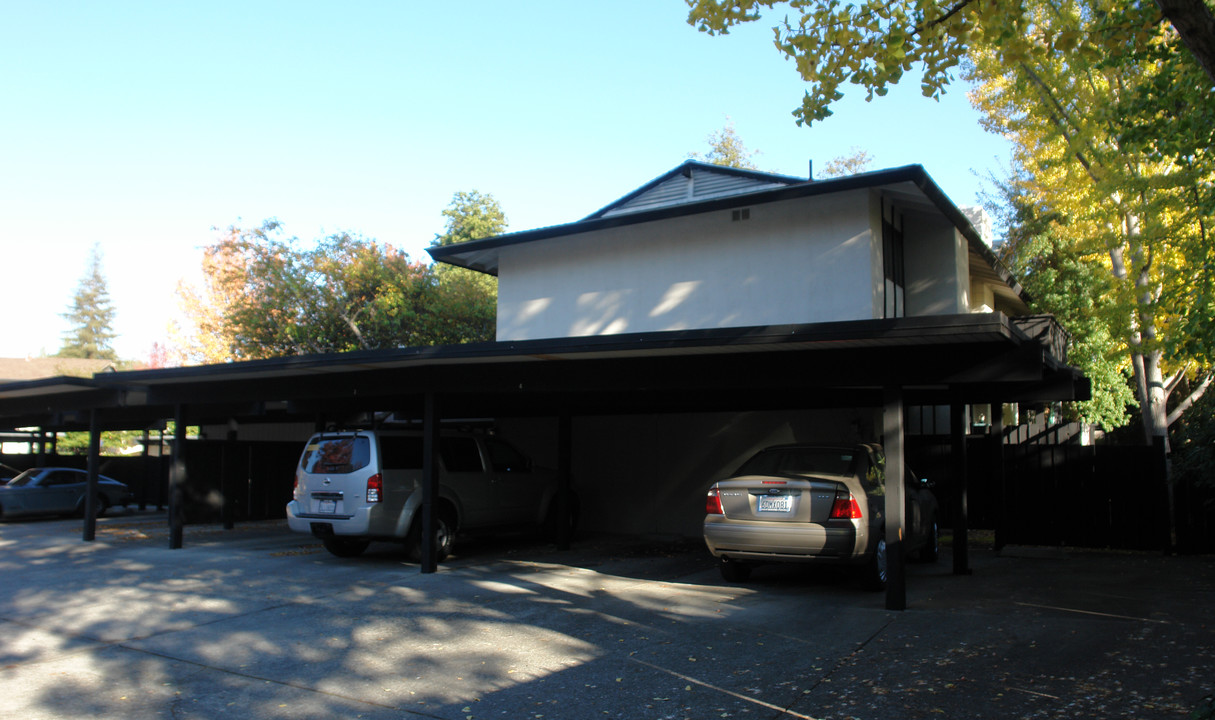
830;492;862;519
366;473;383;503
705;487;723;515
293;472;300;497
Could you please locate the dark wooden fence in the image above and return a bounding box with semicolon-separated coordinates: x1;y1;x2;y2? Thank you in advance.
1;440;300;523
907;434;1215;554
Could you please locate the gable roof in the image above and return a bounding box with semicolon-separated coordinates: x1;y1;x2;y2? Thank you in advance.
583;160;807;220
428;161;1029;310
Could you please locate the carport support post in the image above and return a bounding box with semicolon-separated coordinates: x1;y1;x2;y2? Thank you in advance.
82;408;102;542
991;403;1007;553
555;411;573;551
883;387;907;611
169;406;186;550
950;396;971;575
222;420;238;530
420;392;440;574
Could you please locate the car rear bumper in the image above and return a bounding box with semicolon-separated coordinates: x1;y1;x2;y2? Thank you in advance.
286;500;374;536
704;517;859;562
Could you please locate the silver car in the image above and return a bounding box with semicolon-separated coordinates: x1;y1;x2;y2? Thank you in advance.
287;429;570;560
703;443;939;589
0;467;131;519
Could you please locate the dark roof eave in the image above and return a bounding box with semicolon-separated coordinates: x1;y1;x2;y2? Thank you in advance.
427;164;1029;305
59;313;1023;389
427;165;931;273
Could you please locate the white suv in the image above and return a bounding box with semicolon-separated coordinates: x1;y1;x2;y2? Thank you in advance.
286;429;569;559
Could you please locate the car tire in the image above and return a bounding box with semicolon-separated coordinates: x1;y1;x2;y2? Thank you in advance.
719;557;753;583
75;495;108;519
406;508;455;564
863;534;888;591
322;538;370;558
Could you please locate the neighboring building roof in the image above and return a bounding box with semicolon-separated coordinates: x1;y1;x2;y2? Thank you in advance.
0;357;115;384
427;161;1027;307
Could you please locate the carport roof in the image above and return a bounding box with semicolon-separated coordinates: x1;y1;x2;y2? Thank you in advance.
0;313;1086;432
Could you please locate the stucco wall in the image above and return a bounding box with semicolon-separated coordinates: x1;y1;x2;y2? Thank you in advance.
497;191;877;341
902;208;968;316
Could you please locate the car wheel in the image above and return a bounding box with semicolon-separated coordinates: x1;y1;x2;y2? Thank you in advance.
406;509;455;564
75;495;108;519
719;557;753;583
322;537;370;558
863;534;888;591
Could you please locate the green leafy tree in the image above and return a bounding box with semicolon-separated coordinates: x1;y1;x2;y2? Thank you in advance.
689;117;761;169
58;244;117;360
433;190;508;248
989;177;1137;430
430;190;507;344
176;222;449;361
819;147;874;178
686;1;1215;125
966;4;1214;446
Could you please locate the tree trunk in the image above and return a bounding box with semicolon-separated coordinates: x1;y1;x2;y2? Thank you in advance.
1157;0;1215;85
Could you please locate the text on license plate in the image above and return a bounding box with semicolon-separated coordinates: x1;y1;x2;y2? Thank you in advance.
318;499;337;514
757;495;793;512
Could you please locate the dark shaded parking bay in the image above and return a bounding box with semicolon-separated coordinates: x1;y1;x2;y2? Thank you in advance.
1;513;1212;720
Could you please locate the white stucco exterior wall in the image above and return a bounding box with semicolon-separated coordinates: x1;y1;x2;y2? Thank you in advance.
497;191;877;341
902;209;969;316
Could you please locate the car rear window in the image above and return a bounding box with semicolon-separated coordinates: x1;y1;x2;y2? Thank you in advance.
300;436;371;474
735;448;856;478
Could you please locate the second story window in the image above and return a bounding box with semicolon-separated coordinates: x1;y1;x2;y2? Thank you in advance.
883;209;905;318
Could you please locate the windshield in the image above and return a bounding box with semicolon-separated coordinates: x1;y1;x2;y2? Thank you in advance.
734;447;856;478
6;469;38;488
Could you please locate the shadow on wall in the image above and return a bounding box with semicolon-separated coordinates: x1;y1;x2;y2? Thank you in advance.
571;408;878;539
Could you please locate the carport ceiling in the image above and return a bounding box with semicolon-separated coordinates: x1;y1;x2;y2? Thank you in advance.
0;313;1086;432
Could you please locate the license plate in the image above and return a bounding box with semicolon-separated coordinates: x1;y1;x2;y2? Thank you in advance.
318;499;337;514
757;495;793;512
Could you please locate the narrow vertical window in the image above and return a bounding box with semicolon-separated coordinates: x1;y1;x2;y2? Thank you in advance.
883;209;905;318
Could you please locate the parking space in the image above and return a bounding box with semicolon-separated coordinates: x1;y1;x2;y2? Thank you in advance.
1;518;1212;719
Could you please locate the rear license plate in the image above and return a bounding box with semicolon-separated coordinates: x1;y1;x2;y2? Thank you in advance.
757;495;793;512
318;499;337;514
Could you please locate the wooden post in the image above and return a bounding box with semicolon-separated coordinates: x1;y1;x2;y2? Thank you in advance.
169;406;186;549
951;396;971;575
991;403;1007;553
555;412;573;551
420;392;440;573
883;387;907;611
222;420;237;530
82;409;101;542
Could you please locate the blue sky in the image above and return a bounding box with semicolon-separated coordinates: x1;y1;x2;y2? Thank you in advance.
0;1;1012;362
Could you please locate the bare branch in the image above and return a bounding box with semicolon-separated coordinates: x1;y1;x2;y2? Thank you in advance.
1167;374;1213;427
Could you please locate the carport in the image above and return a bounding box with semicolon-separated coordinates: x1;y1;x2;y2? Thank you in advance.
0;312;1086;610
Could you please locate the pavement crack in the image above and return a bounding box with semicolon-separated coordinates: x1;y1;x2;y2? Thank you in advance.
790;615;895;710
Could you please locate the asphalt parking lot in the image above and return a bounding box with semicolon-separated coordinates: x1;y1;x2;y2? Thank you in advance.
1;510;1213;720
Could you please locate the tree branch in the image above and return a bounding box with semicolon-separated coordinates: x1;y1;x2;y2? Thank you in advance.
1167;373;1213;427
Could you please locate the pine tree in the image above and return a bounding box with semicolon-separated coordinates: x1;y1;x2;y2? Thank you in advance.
58;244;118;360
